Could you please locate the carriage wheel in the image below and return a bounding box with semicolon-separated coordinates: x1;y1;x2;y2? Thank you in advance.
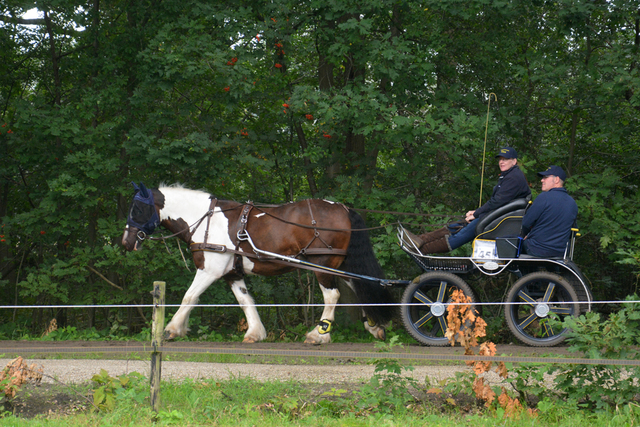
401;272;477;347
504;272;580;347
560;271;593;314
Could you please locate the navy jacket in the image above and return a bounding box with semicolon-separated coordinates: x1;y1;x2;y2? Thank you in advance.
474;165;531;219
521;187;578;257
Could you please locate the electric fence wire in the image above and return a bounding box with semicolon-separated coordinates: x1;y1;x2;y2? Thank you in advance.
0;299;639;310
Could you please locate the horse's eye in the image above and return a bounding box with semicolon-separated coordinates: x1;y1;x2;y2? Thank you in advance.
129;201;154;224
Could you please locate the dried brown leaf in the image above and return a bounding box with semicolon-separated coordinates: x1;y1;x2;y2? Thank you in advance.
496;362;509;379
498;389;511;407
478;341;497;357
237;318;248;333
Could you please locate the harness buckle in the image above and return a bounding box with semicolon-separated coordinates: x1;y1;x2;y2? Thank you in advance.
136;230;147;241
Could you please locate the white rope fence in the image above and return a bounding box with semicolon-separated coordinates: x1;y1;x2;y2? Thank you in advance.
0;299;639;310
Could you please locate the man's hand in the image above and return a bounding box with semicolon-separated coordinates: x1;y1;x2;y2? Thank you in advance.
465;210;476;222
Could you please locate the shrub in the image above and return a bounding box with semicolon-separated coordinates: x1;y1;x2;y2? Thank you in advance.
511;294;640;411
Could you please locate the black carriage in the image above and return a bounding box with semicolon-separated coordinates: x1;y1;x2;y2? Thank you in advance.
397;198;592;347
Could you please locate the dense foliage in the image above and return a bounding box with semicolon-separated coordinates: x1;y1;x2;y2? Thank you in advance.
1;0;639;337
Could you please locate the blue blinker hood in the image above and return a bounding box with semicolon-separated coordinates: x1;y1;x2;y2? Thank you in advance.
127;182;160;235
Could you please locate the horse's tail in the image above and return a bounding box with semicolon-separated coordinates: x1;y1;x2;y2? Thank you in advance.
341;209;395;326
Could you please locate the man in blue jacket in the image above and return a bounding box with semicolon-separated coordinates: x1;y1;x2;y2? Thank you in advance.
405;147;531;254
521;165;578;258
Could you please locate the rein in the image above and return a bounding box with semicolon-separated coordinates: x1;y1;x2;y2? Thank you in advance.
250;205;462;232
351;207;463;218
142;200;463;246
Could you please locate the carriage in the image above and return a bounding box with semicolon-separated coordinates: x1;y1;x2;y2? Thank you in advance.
397;197;592;347
122;184;592;348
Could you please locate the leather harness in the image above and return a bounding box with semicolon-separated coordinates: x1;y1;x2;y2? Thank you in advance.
190;198;348;278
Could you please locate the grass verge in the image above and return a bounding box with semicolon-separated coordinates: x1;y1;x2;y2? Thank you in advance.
1;374;639;427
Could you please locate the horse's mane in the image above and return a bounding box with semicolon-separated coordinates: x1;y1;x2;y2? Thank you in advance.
158;183;212;197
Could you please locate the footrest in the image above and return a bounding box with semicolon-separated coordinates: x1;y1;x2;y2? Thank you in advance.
408;253;472;273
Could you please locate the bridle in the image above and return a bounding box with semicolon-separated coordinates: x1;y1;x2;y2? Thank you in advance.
131;199;219;245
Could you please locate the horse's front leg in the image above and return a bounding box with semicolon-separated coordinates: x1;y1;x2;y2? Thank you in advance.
305;284;340;344
165;269;218;339
228;279;267;343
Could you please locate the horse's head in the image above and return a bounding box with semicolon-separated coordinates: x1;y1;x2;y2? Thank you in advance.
122;182;161;251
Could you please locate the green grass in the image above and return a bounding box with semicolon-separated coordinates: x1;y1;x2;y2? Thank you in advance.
1;371;639;426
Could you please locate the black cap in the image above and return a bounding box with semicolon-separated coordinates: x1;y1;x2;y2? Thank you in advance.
495;147;517;159
537;165;567;181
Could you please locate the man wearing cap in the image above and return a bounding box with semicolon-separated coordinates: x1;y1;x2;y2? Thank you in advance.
405;147;531;254
520;165;578;258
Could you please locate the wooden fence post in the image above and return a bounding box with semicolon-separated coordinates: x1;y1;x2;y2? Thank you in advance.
150;281;165;414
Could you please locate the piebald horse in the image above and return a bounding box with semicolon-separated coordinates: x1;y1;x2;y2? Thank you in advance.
121;183;394;344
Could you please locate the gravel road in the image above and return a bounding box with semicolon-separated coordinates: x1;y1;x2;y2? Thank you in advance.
1;340;570;385
0;358;475;385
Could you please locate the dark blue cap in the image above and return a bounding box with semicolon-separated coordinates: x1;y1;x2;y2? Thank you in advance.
537;165;567;181
495;147;518;159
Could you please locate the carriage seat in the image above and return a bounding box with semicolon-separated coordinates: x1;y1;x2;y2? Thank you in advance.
474;196;531;240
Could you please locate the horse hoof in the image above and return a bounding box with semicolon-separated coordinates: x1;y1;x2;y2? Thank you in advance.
163;331;178;341
242;337;257;343
304;332;329;345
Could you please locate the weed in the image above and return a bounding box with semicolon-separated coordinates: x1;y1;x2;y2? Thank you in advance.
90;370;147;412
352;336;419;414
321;387;348;398
265;394;305;419
0;357;43;400
156;409;185;424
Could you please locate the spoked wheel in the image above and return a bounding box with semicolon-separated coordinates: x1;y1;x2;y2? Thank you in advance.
505;272;580;347
401;272;477;346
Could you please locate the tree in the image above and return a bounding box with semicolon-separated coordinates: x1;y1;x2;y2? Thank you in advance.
0;0;638;337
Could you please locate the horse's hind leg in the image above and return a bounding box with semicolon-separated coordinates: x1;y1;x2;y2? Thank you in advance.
362;310;386;340
341;280;386;341
228;278;267;343
304;283;340;345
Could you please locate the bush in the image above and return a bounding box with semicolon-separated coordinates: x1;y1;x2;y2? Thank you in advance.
511;294;640;410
